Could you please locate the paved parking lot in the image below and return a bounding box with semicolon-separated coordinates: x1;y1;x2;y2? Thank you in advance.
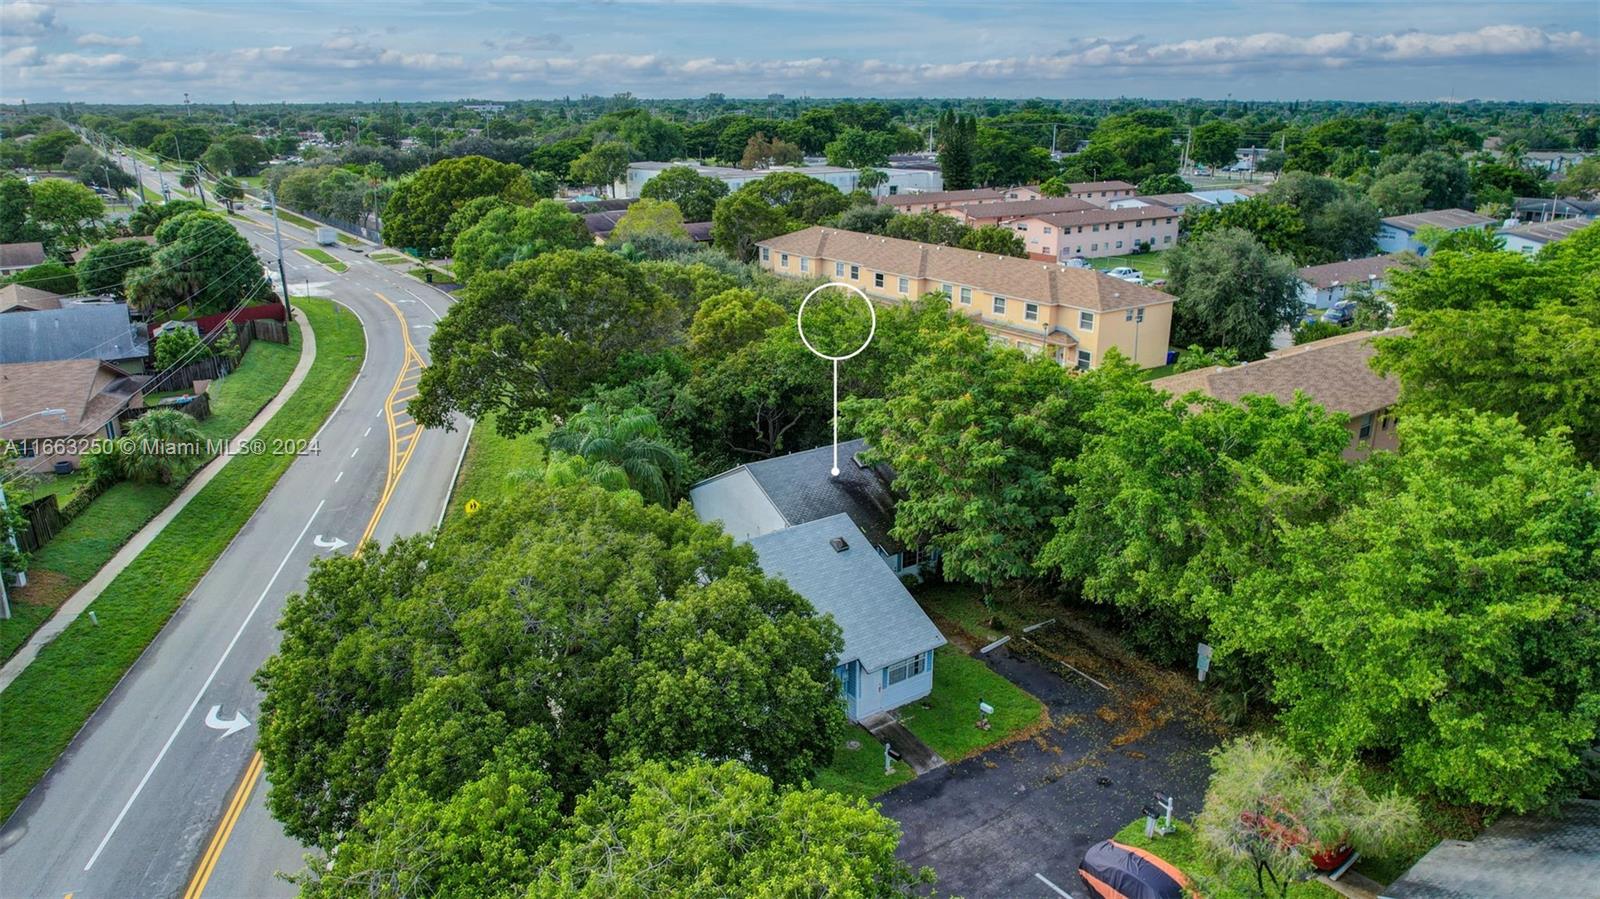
878;624;1223;898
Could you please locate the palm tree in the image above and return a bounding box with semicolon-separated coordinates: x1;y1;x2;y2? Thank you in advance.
546;405;683;507
178;167;207;207
118;408;207;485
214;175;245;213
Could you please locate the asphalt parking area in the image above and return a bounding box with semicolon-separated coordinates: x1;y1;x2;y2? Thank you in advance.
877;619;1225;898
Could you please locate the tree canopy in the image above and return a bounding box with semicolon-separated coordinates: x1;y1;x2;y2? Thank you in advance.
637;165;728;221
450;200;592;287
382;155;540;255
1167;226;1305;360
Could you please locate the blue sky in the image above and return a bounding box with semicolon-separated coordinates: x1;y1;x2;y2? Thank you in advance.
3;1;1596;103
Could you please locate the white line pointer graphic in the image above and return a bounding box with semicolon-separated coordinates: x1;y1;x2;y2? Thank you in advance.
796;283;877;477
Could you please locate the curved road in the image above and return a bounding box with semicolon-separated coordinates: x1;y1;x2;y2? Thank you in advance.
0;162;470;898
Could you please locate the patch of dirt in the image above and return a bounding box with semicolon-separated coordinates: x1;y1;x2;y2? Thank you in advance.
925;609;982;652
1095;706;1120;724
10;569;81;611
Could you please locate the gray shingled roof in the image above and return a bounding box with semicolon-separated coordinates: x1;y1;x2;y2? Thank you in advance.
749;514;945;672
741;438;902;553
1380;208;1496;233
1383;800;1600;899
0;303;149;364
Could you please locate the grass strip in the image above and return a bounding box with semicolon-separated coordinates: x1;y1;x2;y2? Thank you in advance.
0;298;364;820
1111;819;1338;898
296;247;347;273
444;416;547;519
902;646;1045;762
369;252;409;265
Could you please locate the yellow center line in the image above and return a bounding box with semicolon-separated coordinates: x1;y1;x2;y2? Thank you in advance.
182;290;429;899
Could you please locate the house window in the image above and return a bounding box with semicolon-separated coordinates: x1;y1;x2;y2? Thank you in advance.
1115;241;1123;249
1076;350;1092;370
1091;243;1098;251
1117;222;1125;230
1016;223;1028;231
886;653;928;686
1043;226;1053;234
1359;413;1374;441
959;286;972;305
1164;235;1173;244
992;296;1007;315
898;276;909;293
780;253;789;267
1092;224;1101;232
941;283;952;297
874;272;885;288
760;247;770;262
1025;303;1039;322
1080;310;1094;330
835;261;845;277
799;257;809;273
850;265;860;279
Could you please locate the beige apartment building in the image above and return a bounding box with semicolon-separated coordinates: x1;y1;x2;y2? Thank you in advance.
757;227;1174;369
879;185;1043;215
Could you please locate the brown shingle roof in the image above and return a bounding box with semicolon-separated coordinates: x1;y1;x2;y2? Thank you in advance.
1032;204;1181;229
759;226;1174;313
1065;180;1137;193
880;187;1006;207
0;242;46;270
1381;208;1496;233
947;196;1098;219
1152;324;1401;415
0;284;65;314
0;359;142;441
1295;253;1414;289
1149;329;1405;417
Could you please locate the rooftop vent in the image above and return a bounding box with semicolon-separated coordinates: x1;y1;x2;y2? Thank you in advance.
830;536;849;553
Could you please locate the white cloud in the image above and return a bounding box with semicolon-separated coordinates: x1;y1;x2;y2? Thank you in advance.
2;45;41;68
0;1;58;36
77;33;143;48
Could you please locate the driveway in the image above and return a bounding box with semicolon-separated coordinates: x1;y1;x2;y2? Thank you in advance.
878;620;1225;898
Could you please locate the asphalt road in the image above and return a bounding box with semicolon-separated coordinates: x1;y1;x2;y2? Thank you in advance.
0;157;471;898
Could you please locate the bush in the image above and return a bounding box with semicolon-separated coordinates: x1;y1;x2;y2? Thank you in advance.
153;327;209;371
1292;320;1346;344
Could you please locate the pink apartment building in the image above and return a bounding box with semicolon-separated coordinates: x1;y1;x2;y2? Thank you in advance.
1010;204;1181;261
939;196;1099;226
879;185;1043;214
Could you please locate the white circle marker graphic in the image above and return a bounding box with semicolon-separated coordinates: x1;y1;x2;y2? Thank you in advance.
796;282;877;476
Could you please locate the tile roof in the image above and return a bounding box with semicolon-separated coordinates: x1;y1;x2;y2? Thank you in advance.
1148;328;1405;417
1295;254;1415;289
1385;800;1600;899
692;438;903;553
0;284;65;314
0;303;149;365
1031;204;1182;229
759;227;1174;313
1380;208;1496;233
0;359;143;442
947;196;1098;219
881;187;1007;207
749;514;946;672
1499;217;1592;245
0;242;46;270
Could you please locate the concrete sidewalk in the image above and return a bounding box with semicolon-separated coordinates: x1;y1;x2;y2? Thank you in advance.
863;711;947;775
0;314;316;692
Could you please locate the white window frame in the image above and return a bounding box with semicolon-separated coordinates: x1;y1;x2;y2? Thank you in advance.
959;286;972;305
760;247;770;262
992;296;1007;315
898;276;909;294
874;272;885;288
1076;350;1092;370
1080;310;1094;330
780;252;789;267
835;261;845;277
799;257;809;273
1025;303;1039;322
886;653;927;686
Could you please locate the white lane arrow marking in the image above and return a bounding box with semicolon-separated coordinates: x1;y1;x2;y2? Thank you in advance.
204;705;252;739
313;535;348;551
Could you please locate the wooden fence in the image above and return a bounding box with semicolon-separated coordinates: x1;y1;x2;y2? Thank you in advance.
16;475;112;554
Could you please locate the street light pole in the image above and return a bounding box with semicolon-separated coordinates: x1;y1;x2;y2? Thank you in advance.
269;189;292;317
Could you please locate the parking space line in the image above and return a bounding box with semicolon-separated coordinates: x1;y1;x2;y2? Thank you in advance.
1034;872;1077;898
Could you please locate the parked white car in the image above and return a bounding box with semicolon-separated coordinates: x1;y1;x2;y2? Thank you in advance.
1062;256;1092;269
1105;266;1145;285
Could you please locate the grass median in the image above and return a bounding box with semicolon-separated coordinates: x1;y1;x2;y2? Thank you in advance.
0;298;364;820
296;246;348;273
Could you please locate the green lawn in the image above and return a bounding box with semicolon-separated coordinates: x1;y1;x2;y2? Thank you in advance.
1139;361;1178;381
369;252;410;265
444;417;548;519
407;265;455;285
273;208;318;232
0;299;364;819
296;246;347;273
810;729;915;799
902;646;1046;762
20;469;91;505
1090;249;1171;281
1111;819;1338;898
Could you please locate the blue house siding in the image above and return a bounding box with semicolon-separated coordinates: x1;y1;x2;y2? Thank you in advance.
844;650;935;722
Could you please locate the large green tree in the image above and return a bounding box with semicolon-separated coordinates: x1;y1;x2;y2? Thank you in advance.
1221;413;1600;811
710;172;847;261
637;165;729;221
382;155;539;255
937;110;977;191
255;483;846;846
412;249;680;434
1168;227;1305;360
546;403;684;506
29;179;105;250
568;141;632;197
76;239;155;298
125;210;270;317
450;200;592;286
1191;121;1245;171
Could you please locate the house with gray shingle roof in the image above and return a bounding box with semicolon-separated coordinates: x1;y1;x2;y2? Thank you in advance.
1377;209;1497;255
0;303;149;371
1295;253;1415;308
1498;217;1592;254
749;514;946;722
1382;800;1600;899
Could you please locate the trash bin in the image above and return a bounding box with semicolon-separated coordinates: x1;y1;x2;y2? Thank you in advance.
1166;349;1179;365
425;271;434;283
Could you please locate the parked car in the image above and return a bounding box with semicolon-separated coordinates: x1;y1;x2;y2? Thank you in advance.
1105;266;1146;285
1322;300;1357;325
259;200;274;210
1063;256;1092;269
1080;840;1191;899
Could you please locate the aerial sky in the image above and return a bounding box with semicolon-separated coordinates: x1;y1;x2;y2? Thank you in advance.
2;0;1596;104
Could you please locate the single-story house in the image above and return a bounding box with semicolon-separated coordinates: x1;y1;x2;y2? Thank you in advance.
749;514;946;723
880;185;1042;214
0;302;150;371
939;196;1097;227
1511;197;1600;223
1382;799;1599;899
1498;217;1592;254
1148;328;1406;459
0;359;146;470
0;241;47;277
620;161;941;201
0;283;65;314
69;234;156;264
580;207;713;244
1295;254;1412;309
1517;149;1591;176
1138;193;1216;215
689;437;928;577
1185;188;1252;206
1376;209;1497;255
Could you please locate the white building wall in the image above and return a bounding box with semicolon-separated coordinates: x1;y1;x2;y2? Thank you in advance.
850;651;935;721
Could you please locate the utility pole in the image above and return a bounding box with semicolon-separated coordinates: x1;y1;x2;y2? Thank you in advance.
1050;123;1058;157
269;189;292;317
129;147;143;205
1182;127;1194;174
